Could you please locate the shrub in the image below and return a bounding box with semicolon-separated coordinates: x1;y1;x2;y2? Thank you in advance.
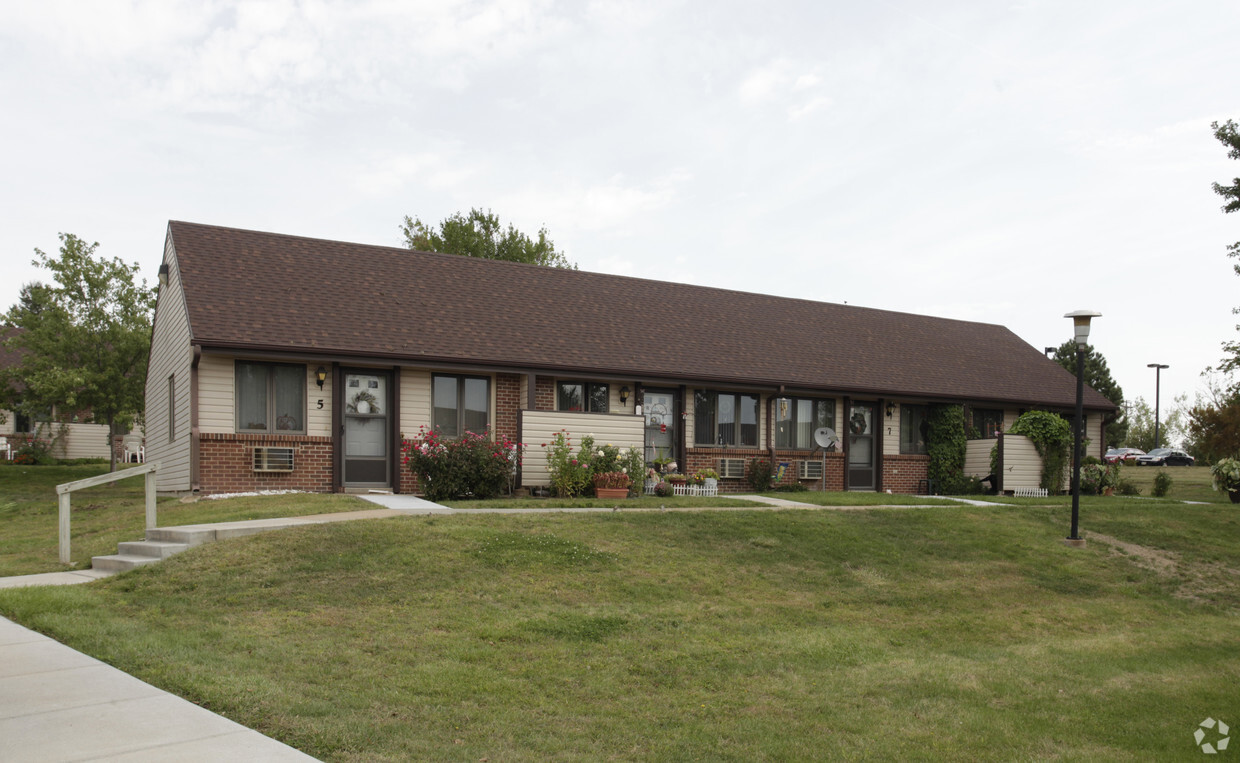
773;483;808;492
926;405;967;491
11;439;55;466
1116;480;1140;496
1210;457;1240;495
1152;471;1173;498
746;458;774;492
402;427;523;501
654;481;673;497
542;430;592;498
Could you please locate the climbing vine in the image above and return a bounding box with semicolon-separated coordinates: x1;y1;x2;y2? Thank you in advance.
1008;410;1072;492
926;404;968;493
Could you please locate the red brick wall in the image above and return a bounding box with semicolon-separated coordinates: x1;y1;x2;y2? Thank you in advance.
881;454;930;494
495;373;520;442
198;433;333;494
535;376;555;411
683;448;847;494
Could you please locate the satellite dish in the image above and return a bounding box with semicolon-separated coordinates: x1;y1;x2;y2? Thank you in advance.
813;427;838;449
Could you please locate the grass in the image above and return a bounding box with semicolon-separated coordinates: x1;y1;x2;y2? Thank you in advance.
1117;464;1224;503
0;463;374;576
442;495;760;509
2;499;1238;760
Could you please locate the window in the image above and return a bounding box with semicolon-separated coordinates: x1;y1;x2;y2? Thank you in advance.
557;381;609;413
775;397;836;449
236;362;305;433
168;375;175;442
694;390;759;447
971;408;1003;439
433;374;490;437
900;404;929;455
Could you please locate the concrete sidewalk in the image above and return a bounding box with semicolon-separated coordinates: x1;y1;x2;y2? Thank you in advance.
0;615;317;762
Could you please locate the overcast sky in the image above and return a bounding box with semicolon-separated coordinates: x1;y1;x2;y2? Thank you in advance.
2;0;1237;420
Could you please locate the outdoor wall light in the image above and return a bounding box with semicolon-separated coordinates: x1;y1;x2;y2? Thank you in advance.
316;366;327;389
1063;309;1101;546
157;263;169;287
619;385;630;405
885;401;896;418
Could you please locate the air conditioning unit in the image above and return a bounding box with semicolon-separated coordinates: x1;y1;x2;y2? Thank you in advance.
798;459;824;480
718;458;746;479
253;446;295;472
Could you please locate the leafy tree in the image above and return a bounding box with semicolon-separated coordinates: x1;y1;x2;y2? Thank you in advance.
1052;341;1127;447
1185;374;1240;463
1210;120;1240;379
1124;395;1187;451
1;234;155;470
400;208;575;269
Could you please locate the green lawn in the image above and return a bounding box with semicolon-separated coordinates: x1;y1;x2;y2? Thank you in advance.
0;463;374;576
1;500;1237;760
1117;464;1224;503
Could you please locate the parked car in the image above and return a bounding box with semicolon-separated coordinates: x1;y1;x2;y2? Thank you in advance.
1104;448;1145;463
1136;448;1195;466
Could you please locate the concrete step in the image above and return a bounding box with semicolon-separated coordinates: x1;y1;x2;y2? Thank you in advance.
90;554;162;572
117;540;190;559
145;527;220;547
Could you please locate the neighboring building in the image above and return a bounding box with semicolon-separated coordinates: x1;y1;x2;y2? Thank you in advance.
145;221;1116;495
0;327;117;461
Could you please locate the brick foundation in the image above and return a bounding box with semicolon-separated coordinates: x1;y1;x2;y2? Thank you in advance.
197;433;333;494
683;448;849;493
881;454;930;494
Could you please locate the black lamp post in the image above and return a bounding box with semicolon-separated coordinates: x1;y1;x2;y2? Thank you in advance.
1064;310;1100;545
1147;363;1169;449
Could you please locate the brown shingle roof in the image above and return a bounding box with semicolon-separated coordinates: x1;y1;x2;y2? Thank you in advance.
168;221;1115;410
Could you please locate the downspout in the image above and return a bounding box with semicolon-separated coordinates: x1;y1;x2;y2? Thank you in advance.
190;345;201;492
875;398;884;493
842;395;851;490
391;365;401;493
331;363;342;493
769;387;782;480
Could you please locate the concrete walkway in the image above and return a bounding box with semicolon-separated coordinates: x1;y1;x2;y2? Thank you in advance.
0;616;317;762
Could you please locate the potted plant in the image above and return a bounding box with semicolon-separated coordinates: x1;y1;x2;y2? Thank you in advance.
593;471;632;500
1211;457;1240;503
664;472;688;485
695;468;719;495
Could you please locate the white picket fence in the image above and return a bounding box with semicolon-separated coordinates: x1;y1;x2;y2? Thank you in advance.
644;480;719;497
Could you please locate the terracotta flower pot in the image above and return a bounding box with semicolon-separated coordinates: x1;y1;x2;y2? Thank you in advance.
596;487;629;500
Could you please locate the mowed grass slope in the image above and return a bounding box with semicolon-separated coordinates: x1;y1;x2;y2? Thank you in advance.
1;502;1237;760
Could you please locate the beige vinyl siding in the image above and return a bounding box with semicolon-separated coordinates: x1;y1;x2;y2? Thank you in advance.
399;369;432;435
964;439;995;479
0;411;13;436
521;410;644;487
198;355;233;434
144;235;194;491
999;434;1062;492
306;370;331;436
882;402;903;457
54;423;112;460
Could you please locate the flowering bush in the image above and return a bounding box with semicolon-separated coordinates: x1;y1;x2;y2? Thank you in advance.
1211;458;1240;500
544;430;591;498
654;481;673;497
402;427;524;501
592;471;632;490
11;439;55;466
694;468;720;482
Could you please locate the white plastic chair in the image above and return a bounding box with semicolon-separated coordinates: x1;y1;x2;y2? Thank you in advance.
0;437;9;460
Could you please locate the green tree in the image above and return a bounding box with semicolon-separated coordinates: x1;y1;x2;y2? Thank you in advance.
1125;395;1187;452
1184;374;1240;463
1210;119;1240;378
400;208;575;269
1;234;155;470
1052;340;1127;447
